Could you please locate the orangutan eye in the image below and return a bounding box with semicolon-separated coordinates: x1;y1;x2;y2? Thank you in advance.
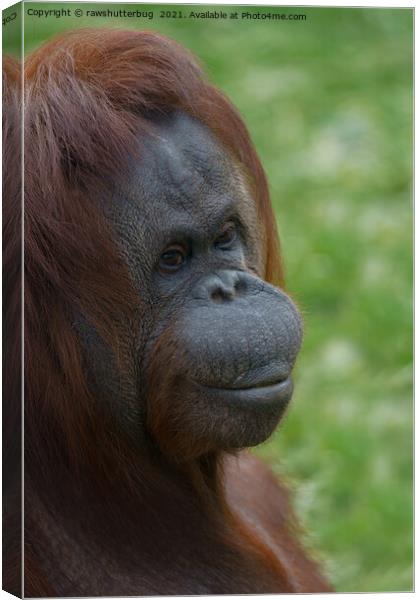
159;245;186;274
214;222;237;249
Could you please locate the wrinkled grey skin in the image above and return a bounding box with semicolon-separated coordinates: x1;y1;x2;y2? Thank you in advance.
77;112;302;456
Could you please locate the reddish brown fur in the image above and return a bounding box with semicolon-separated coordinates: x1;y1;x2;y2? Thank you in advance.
3;29;332;595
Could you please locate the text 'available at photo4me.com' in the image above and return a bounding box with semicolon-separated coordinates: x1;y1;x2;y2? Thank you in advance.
20;6;308;22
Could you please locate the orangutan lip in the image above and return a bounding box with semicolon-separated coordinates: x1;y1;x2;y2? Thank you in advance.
227;374;289;391
192;376;293;408
203;376;289;391
199;362;291;391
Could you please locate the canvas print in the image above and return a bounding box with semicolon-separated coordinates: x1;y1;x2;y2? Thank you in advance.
2;2;413;596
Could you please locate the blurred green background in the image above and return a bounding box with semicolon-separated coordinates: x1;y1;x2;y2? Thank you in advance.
7;3;413;592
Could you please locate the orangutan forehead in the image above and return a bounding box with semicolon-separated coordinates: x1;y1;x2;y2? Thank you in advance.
138;111;232;192
111;111;258;228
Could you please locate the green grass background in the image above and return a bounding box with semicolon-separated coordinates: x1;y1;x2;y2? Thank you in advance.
6;3;413;592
